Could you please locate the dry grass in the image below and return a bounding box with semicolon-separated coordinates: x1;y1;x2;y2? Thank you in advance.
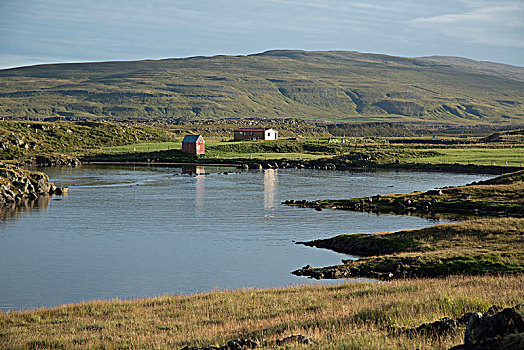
327;217;524;259
1;275;523;349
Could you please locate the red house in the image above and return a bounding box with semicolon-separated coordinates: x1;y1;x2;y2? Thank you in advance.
182;134;205;155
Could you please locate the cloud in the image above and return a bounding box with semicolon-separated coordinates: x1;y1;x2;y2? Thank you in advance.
1;0;524;67
409;2;524;47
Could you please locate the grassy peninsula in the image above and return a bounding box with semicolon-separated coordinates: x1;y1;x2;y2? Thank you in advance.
295;169;524;217
288;170;524;281
295;218;524;280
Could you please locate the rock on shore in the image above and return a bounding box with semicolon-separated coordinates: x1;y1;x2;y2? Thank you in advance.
34;154;80;167
0;162;67;205
450;304;524;350
236;156;519;175
396;304;524;349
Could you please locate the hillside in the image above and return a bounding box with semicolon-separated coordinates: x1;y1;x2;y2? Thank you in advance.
422;55;524;81
0;50;523;124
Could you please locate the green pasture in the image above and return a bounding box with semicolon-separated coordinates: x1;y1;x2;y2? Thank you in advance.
407;147;524;167
102;141;181;152
102;141;327;161
99;139;524;166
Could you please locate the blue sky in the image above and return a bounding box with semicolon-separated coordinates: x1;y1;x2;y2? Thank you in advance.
0;0;523;69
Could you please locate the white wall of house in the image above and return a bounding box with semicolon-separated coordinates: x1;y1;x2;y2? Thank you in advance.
264;129;278;140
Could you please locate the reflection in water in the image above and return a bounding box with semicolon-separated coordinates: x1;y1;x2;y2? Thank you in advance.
264;169;278;214
1;166;494;311
182;165;206;175
0;195;50;222
195;167;205;216
195;166;206;176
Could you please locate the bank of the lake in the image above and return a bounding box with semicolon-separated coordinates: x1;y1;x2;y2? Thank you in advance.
288;170;524;280
84;151;522;176
1;275;523;349
293;217;524;280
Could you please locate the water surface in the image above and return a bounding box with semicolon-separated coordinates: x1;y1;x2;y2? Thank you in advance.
0;165;492;310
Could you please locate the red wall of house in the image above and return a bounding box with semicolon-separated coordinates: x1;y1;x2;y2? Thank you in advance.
182;139;205;154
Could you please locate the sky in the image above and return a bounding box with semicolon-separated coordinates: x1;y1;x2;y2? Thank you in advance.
0;0;523;69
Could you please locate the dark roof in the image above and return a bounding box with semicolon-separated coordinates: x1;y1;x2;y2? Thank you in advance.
182;134;203;143
234;128;269;132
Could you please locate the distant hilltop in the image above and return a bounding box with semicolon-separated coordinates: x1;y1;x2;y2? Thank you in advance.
0;50;523;124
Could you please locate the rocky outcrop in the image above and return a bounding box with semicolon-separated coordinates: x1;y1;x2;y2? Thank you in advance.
180;335;312;350
0;163;67;205
391;304;524;349
291;257;421;280
34;155;80;167
450;304;524;350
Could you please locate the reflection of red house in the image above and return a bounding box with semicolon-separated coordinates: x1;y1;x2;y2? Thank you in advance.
182;135;205;155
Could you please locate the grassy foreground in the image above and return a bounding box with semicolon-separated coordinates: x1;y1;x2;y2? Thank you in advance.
1;275;523;349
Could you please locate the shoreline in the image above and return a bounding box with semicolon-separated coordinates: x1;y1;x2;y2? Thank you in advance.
79;159;521;175
288;170;524;281
83;161;242;167
1;275;523;349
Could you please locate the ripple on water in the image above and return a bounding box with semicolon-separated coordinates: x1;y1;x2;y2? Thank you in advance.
0;165;494;310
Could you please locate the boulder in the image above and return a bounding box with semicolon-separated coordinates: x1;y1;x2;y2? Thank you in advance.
54;187;69;195
275;335;312;346
36;178;51;194
451;304;524;350
414;317;460;335
427;189;443;195
465;304;523;346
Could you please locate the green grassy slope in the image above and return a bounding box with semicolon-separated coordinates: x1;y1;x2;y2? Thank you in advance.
1;50;523;123
0;120;174;161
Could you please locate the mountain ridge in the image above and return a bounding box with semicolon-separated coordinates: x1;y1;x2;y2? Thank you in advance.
0;50;523;124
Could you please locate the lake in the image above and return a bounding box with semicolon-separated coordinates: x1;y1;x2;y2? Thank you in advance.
0;165;492;310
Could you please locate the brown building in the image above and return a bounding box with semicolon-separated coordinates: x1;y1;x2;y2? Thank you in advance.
233;128;277;141
181;134;205;154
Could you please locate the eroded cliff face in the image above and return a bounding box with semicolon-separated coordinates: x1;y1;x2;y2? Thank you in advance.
0;163;67;205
